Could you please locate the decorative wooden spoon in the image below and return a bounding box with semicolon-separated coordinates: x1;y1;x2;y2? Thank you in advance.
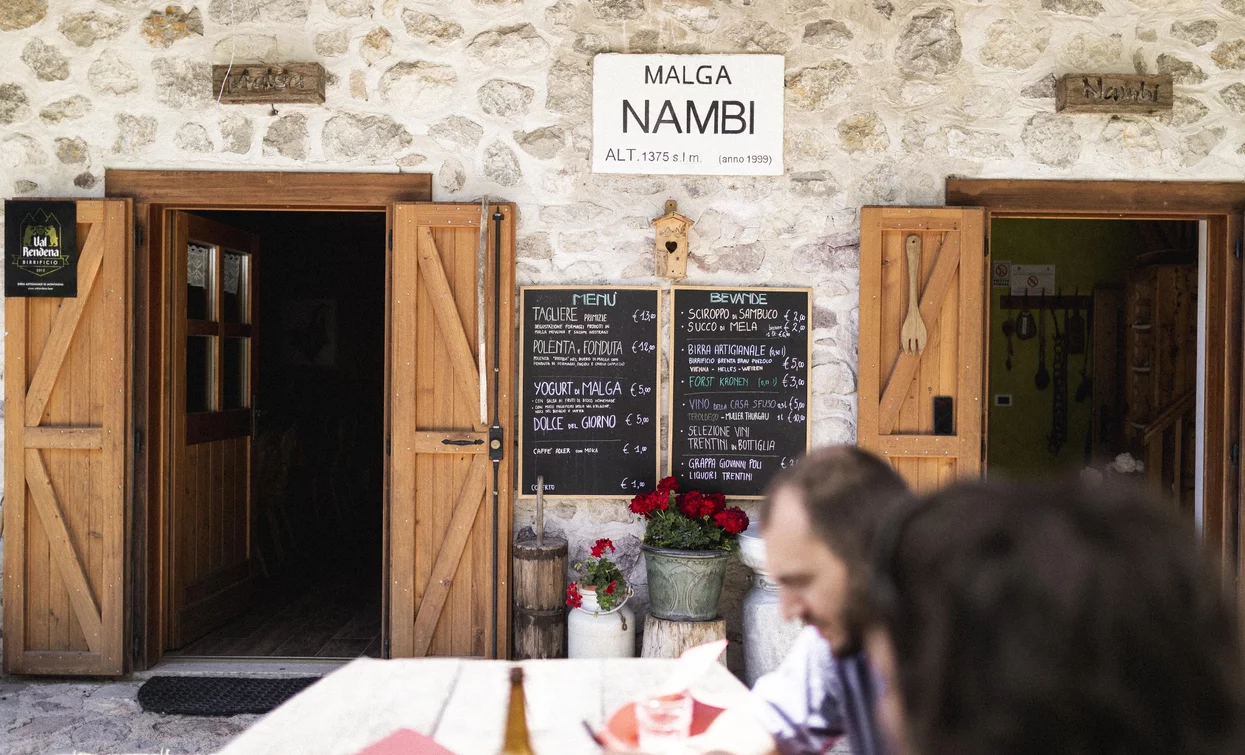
901;235;927;355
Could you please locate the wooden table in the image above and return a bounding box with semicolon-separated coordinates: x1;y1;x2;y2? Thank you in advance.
218;657;775;755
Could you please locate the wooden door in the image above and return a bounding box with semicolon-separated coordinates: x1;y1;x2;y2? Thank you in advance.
167;212;259;648
389;203;515;658
857;207;987;493
3;200;130;675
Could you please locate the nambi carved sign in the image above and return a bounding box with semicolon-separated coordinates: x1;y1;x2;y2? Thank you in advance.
1055;73;1173;114
212;63;326;105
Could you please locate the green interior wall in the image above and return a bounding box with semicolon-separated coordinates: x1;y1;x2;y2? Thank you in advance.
987;219;1146;480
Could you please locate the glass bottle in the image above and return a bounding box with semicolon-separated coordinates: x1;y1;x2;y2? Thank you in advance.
501;666;536;755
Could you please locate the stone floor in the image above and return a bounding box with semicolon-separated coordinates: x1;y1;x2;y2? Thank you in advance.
0;676;259;755
0;653;348;755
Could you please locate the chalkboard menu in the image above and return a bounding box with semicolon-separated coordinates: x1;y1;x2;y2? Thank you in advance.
519;286;661;497
670;287;811;498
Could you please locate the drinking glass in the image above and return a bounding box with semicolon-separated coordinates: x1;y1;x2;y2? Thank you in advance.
635;691;693;755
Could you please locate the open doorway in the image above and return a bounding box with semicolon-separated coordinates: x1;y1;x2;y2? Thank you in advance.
987;218;1201;520
166;210;386;659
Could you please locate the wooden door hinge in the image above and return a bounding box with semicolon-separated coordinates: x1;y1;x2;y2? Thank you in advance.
1234;237;1242;260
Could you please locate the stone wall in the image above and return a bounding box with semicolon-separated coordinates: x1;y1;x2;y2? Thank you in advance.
2;0;1244;669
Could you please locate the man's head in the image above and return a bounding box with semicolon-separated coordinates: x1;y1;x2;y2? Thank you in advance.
759;446;913;655
868;480;1245;755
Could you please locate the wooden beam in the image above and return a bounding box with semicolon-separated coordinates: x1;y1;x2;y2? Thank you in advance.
947;179;1245;216
24;223;106;426
105;170;432;209
415;227;483;414
23;427;104;450
878;233;961;435
410;454;490;657
25;449;104;653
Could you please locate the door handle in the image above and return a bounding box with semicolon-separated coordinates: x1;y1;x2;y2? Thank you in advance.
441;438;485;446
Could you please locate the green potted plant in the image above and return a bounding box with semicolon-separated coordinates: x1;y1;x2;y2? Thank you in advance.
567;538;635;658
630;477;750;621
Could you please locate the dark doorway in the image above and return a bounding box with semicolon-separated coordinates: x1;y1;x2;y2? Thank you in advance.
987;218;1201;520
172;211;386;658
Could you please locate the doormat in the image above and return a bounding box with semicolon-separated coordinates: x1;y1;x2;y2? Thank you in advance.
136;676;320;716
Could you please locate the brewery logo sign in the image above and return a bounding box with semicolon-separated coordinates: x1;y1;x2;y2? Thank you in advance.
5;200;77;298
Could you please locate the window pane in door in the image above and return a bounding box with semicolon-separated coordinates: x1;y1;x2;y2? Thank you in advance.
187;335;215;413
222;251;249;324
223;337;249;411
187;242;215;321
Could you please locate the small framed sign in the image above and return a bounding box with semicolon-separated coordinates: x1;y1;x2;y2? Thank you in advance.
5;200;77;298
592;54;785;176
212;63;326;105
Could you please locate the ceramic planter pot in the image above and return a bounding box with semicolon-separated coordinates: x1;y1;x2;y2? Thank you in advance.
642;544;731;621
568;586;636;659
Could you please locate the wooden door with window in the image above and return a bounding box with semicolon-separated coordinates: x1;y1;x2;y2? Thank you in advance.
388;203;515;658
857;207;987;493
3;199;130;675
167;212;259;648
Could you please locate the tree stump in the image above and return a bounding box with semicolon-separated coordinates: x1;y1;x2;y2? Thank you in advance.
641;616;727;663
513;538;567;660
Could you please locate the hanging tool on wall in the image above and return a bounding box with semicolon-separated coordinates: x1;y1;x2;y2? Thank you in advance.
1002;317;1015;371
1035;291;1050;390
1066;287;1086;355
1048;295;1069;456
489;205;506;660
901;234;927;355
1016;291;1037;340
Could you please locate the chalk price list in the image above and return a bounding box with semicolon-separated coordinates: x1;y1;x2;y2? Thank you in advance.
671;289;811;497
520;288;660;497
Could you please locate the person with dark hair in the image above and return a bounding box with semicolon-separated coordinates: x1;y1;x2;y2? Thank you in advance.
750;445;915;755
866;480;1245;755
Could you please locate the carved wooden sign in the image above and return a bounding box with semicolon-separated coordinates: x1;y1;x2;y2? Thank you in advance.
211;63;326;104
1055;73;1173;114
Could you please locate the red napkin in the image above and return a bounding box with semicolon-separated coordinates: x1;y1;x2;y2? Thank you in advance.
603;698;726;748
356;728;456;755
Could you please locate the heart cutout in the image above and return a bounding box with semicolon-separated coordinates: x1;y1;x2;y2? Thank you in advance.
665;240;679;253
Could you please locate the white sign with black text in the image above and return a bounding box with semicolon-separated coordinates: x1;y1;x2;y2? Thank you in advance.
592;54;785;176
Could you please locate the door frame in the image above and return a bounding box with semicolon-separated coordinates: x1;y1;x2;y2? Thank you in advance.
105;170;432;671
946;179;1245;597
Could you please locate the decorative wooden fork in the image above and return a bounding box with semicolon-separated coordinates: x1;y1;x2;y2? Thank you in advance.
901;234;927;355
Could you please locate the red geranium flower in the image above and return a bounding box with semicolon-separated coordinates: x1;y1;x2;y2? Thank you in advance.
590;538;615;558
713;507;750;535
677;491;719;519
629;490;670;519
605;580;616;595
676;491;727;519
565;582;583;608
656;476;679;496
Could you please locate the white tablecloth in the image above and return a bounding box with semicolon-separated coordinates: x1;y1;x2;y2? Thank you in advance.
218;657;775;755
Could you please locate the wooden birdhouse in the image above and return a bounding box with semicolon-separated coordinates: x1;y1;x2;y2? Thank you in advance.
652;200;694;280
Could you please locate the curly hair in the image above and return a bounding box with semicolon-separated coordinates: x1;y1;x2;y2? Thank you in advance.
871;479;1245;755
